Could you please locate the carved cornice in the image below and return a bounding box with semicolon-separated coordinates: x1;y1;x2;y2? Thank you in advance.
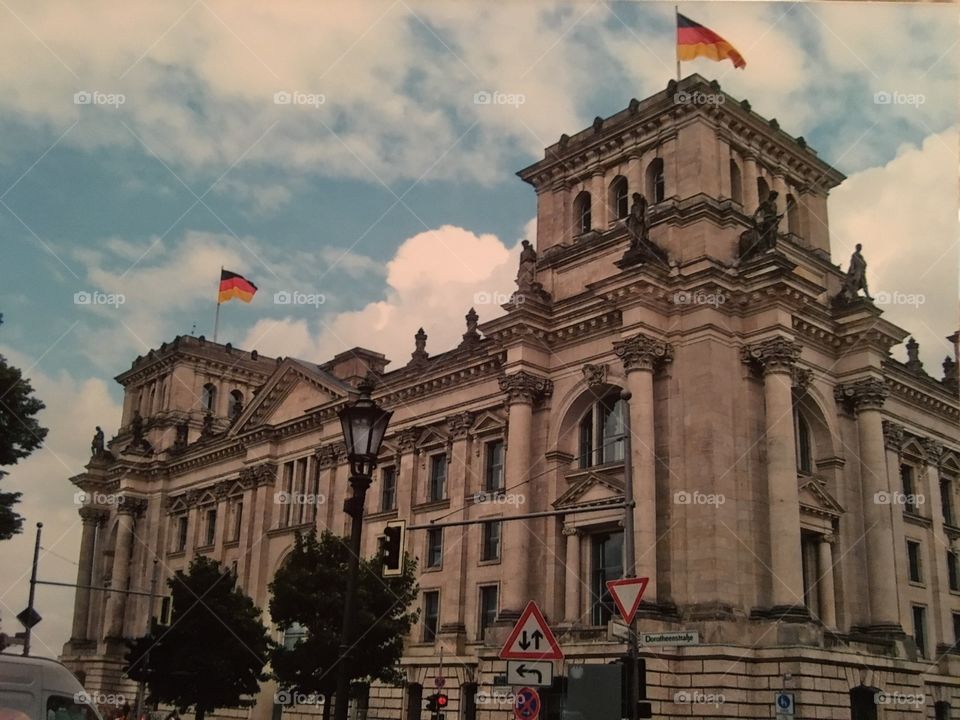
613;333;674;372
882;420;904;452
447;411;474;439
378;354;504;406
499;371;553;405
238;461;279;486
834;378;888;413
582;363;608;388
740;337;801;375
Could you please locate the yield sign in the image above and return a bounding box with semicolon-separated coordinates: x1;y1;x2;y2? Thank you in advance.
606;577;649;625
499;601;563;660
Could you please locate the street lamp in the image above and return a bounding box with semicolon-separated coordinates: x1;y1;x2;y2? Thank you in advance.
333;375;392;720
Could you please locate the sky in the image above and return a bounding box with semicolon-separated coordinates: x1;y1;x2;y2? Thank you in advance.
0;0;957;658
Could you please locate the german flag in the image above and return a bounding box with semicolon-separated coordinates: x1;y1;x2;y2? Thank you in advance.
218;269;258;304
677;13;746;70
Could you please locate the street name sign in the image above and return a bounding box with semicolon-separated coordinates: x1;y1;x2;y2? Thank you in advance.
506;660;553;687
605;577;649;625
639;631;700;647
500;601;563;660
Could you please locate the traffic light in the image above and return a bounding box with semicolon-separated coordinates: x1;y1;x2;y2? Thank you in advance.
424;693;447;719
436;692;448;709
380;520;405;577
425;693;439;712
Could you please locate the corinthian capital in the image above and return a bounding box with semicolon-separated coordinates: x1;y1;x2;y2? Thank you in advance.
79;506;108;524
613;333;674;372
499;371;553;405
741;337;801;375
834;377;888;412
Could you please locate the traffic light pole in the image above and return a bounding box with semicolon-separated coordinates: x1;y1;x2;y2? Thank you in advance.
22;523;43;656
620;391;640;720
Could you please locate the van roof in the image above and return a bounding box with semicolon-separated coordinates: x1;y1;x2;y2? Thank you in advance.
0;653;86;695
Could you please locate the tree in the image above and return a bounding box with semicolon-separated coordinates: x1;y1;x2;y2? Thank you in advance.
269;530;419;719
125;556;271;720
0;314;48;540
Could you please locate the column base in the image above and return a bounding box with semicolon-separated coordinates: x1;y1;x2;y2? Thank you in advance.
750;604;811;623
853;622;906;638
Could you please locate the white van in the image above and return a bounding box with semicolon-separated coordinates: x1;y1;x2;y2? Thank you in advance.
0;654;103;720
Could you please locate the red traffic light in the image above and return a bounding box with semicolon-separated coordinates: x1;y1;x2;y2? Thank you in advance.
436;693;448;707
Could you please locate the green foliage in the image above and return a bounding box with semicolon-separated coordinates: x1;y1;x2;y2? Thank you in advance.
268;529;419;701
125;556;271;720
0;314;48;540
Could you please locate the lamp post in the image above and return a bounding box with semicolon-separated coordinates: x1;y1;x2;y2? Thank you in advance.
333;376;393;720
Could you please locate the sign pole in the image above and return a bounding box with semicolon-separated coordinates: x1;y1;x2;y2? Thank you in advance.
620;391;639;720
23;522;42;656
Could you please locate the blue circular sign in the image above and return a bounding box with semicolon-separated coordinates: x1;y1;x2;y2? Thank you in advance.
777;693;792;709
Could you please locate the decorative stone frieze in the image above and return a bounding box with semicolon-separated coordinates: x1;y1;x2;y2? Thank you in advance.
613;333;674;372
239;461;280;485
447;411;474;438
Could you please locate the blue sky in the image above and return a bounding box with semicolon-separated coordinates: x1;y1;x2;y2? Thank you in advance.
0;0;957;656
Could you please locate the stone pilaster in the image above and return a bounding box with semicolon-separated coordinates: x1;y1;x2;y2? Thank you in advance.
71;507;107;641
817;533;838;629
562;526;582;623
103;497;146;640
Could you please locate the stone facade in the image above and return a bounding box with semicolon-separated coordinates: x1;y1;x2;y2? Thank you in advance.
62;75;960;719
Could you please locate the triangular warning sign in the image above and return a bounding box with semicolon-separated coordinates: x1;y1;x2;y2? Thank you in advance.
606;577;649;625
499;601;563;660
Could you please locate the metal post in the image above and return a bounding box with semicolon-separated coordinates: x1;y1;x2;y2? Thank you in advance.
23;522;43;656
333;476;371;720
620;392;639;720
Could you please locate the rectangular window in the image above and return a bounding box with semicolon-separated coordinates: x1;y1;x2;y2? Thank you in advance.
907;540;923;583
204;508;217;546
281;461;294;526
591;531;624;625
481;521;501;562
233;500;243;541
176;516;188;552
422;591;440;642
598;397;626;464
901;464;918;514
478;585;498;640
941;479;955;526
953;612;960;646
579;410;593;469
381;466;397;511
485;440;505;492
429;454;447;502
913;605;928;657
426;528;443;569
948;551;959;592
294;457;308;525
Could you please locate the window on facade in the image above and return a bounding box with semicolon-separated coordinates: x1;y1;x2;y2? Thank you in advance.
849;686;878;720
282;622;308;650
757;177;770;204
426;528;443;569
646;158;665;203
948;550;959;592
422;591;440;642
799;532;820;618
201;383;217;413
900;464;919;513
227;389;244;419
729;159;742;204
176;515;188;552
941;478;955;526
579;393;626;469
591;531;624;625
913;605;928;657
478;585;498;640
232;500;243;541
204;508;216;546
485;440;505;492
280;462;294;527
429;454;447;502
786;194;799;235
934;701;951;720
381;466;397;511
907;540;923;583
794;407;813;475
574;191;592;234
609;176;628;220
953;612;960;646
481;521;501;562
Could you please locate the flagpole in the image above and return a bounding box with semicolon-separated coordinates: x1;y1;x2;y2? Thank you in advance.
675;5;681;81
213;266;222;343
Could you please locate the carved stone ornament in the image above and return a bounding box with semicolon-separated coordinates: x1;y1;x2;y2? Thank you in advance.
116;495;148;517
409;328;429;367
498;371;554;405
238;461;279;486
79;506;108;524
582;363;608;388
921;437;944;465
396;428;421;452
882;420;904;452
447;411;474;438
740;337;801;375
613;333;674;372
791;367;813;393
834;377;888;413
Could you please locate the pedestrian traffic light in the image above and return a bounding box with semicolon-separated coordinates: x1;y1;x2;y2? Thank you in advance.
436;692;448;708
380;520;405;577
425;693;439;711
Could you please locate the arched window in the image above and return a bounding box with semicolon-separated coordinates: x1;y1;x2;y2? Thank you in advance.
228;389;244;419
201;383;217;413
574;191;592;234
794;406;813;475
609;176;628;220
757;177;770;204
786;193;799;235
578;392;627;469
646;159;665;203
730;160;742;204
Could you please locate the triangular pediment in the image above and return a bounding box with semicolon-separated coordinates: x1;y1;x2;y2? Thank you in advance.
799;478;844;518
416;427;449;450
470;410;506;436
231;359;351;433
555;472;624;509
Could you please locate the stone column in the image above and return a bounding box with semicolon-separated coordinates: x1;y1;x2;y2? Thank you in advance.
614;333;674;603
440;413;473;640
104;498;145;639
626;153;643;202
562;526;582;623
922;438;955;651
835;378;903;634
742;152;760;213
71;507;105;641
742;338;807;618
497;371;552;620
817;534;838;629
591;170;607;230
